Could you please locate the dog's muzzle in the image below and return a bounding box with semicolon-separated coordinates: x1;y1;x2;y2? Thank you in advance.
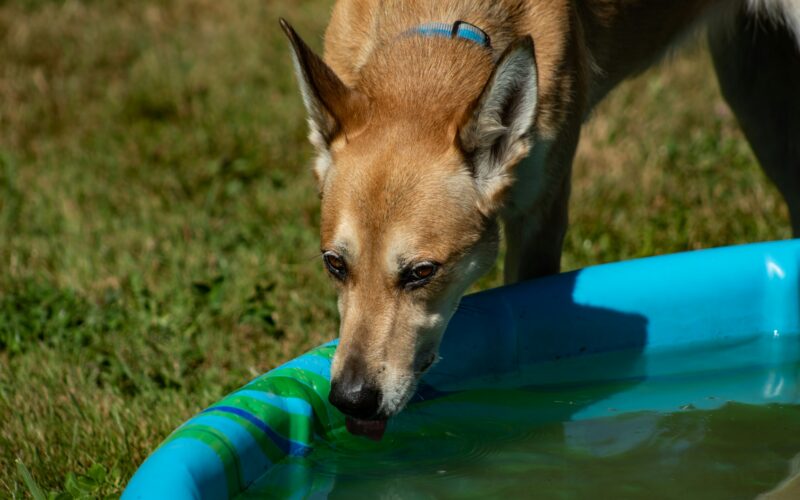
329;361;389;441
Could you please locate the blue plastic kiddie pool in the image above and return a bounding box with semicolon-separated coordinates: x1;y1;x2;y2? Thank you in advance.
124;240;800;498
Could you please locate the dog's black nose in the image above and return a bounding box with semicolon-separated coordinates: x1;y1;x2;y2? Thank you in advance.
329;377;382;419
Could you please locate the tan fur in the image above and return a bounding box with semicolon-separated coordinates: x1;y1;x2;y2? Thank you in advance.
759;453;800;499
282;0;800;420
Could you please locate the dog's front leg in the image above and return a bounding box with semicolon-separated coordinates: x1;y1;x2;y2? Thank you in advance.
502;133;579;284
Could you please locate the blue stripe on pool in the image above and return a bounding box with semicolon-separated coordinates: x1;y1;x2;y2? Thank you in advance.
203;406;311;457
233;390;313;418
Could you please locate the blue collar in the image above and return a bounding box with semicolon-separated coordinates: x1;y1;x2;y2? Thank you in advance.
407;21;491;49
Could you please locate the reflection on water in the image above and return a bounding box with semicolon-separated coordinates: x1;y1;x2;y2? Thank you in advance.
243;335;800;499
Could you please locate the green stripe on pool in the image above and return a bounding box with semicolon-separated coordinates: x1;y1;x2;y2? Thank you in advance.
164;426;242;498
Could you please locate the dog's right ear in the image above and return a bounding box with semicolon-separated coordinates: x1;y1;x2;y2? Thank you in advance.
280;19;369;187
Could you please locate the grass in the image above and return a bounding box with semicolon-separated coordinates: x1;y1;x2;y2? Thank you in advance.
0;0;791;497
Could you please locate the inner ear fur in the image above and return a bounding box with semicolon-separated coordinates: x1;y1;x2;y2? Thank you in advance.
458;36;539;215
280;18;370;189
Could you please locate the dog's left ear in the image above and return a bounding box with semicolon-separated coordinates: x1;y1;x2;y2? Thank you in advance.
459;36;538;215
280;19;369;187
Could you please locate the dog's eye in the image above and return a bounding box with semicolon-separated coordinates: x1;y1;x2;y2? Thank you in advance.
412;263;436;280
323;251;347;280
403;262;439;288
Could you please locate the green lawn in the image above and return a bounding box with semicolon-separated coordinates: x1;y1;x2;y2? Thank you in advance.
0;0;791;497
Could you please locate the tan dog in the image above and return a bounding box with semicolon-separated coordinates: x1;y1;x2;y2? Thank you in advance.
281;0;800;439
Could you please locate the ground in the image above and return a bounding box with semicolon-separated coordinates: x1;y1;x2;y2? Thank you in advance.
0;0;791;497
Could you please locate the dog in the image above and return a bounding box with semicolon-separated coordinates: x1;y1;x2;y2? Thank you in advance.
280;0;800;439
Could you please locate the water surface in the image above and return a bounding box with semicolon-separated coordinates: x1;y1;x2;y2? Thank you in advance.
245;336;800;499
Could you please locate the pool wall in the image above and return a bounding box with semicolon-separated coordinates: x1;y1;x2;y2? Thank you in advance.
123;240;800;499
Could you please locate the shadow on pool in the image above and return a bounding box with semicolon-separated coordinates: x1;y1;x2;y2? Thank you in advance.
423;268;650;393
241;270;655;497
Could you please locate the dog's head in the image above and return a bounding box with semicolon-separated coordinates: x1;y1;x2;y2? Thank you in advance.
281;20;538;437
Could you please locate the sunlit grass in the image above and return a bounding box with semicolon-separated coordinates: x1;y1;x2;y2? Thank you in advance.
0;0;790;496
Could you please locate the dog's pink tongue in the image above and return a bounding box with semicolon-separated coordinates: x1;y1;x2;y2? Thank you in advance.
345;417;387;441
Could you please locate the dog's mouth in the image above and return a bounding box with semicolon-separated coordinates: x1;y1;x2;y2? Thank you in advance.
345;417;388;441
341;352;438;442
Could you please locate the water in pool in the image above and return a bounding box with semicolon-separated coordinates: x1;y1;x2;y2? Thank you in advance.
244;335;800;499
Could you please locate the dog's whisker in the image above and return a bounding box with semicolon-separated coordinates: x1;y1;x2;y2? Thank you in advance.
456;302;489;311
455;304;490;317
304;252;325;263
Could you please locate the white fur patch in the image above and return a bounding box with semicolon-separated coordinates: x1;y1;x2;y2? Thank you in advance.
379;364;415;416
310;126;333;186
332;211;360;258
747;0;800;47
383;231;408;277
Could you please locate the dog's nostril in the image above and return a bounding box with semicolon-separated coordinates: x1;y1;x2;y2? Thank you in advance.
329;380;382;419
